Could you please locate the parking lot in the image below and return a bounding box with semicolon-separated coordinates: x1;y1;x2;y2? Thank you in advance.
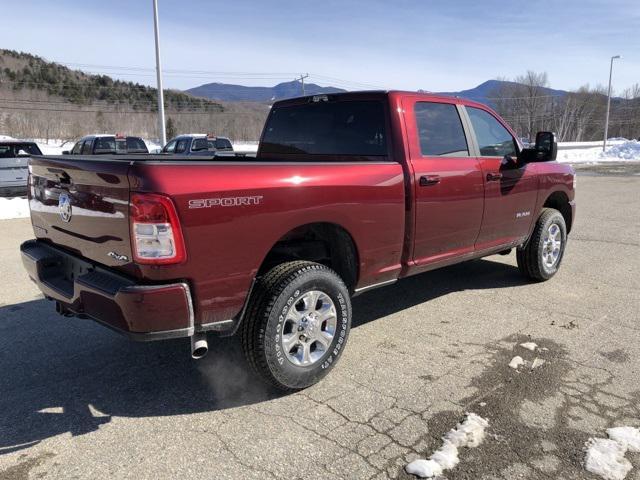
0;173;638;480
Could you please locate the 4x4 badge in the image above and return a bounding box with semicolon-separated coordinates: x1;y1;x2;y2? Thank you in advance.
58;193;72;222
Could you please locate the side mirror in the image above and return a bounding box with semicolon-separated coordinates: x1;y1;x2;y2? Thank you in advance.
534;131;557;161
62;150;70;155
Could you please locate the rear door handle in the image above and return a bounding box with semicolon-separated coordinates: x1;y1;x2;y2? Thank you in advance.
486;172;503;182
419;175;440;187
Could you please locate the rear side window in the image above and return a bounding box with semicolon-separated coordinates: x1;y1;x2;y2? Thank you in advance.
126;137;148;153
0;146;12;157
94;137;116;153
415;102;469;156
467;107;517;157
261;100;387;157
175;139;189;154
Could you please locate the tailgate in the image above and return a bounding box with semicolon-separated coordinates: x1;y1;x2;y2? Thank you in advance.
0;156;28;187
29;156;133;271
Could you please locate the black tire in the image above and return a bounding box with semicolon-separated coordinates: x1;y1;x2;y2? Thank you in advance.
241;261;352;391
517;208;567;281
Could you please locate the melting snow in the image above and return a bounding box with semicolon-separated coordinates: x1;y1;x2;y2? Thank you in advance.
405;413;489;478
585;438;632;480
509;356;525;369
531;358;546;370
0;197;30;220
585;426;640;480
607;427;640;452
520;342;538;351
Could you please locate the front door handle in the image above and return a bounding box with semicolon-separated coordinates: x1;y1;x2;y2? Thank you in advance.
419;175;440;187
486;172;503;182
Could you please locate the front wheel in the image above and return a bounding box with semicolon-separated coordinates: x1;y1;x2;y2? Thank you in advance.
241;261;352;391
517;208;567;281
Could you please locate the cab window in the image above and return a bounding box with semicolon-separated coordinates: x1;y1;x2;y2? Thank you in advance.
175;139;189;154
192;138;209;151
163;140;177;153
81;139;94;154
415;102;469;157
71;141;82;154
466;107;518;157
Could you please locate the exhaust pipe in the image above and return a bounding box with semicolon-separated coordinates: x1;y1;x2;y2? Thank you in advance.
191;332;208;360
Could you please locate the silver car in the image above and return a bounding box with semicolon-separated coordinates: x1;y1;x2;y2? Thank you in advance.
0;141;42;197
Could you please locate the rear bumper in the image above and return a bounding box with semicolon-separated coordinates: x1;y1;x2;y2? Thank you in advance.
20;240;194;341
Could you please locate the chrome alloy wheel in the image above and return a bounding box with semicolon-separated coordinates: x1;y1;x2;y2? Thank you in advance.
542;223;562;268
281;290;337;366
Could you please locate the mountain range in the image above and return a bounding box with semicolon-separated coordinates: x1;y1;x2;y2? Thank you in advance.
186;79;570;105
186;80;344;103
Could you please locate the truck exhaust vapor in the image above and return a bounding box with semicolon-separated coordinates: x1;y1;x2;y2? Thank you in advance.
191;333;208;359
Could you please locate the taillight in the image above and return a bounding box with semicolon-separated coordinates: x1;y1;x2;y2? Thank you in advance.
130;193;186;265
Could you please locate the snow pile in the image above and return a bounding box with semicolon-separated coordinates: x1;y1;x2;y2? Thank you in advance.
0;134;16;141
558;140;640;164
509;356;525;369
603;140;640;161
0;197;30;220
233;142;259;154
585;426;640;480
405;413;489;478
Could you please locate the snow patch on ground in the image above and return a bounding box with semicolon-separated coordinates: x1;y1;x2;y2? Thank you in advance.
233;142;259;154
585;438;633;480
405;413;489;478
607;427;640;452
0;197;30;220
531;358;546;370
0;134;16;141
509;356;525;369
520;341;538;351
585;426;640;480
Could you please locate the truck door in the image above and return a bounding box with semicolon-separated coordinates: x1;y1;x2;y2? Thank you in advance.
462;106;538;249
403;99;484;265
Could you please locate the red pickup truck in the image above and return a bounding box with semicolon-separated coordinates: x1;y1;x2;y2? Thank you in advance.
21;91;575;390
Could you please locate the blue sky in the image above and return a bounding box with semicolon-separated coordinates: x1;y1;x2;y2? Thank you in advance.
2;0;638;93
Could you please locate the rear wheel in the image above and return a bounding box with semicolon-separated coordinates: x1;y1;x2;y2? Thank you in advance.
241;261;351;391
517;208;567;281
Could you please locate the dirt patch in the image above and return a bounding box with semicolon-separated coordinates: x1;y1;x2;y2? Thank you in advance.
0;452;54;480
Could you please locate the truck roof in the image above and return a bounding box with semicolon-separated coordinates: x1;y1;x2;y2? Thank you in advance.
272;90;489;110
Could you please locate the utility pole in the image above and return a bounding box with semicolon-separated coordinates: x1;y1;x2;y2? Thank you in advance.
603;55;621;152
296;73;309;96
152;0;167;146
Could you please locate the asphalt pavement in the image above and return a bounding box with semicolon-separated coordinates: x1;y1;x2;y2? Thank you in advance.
0;172;639;480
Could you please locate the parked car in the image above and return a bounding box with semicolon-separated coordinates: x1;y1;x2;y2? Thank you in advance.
161;134;234;156
22;91;575;391
63;134;148;155
0;140;42;196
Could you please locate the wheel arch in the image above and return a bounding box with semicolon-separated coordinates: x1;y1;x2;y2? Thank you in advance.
542;190;573;233
257;222;360;292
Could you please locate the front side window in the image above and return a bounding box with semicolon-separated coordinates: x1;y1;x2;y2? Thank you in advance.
163;140;177;153
175;139;189;154
71;141;82;154
81;139;94;154
261;100;387;157
415;102;469;157
467;107;517;157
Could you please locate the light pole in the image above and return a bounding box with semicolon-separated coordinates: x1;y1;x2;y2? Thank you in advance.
152;0;166;146
603;55;621;152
